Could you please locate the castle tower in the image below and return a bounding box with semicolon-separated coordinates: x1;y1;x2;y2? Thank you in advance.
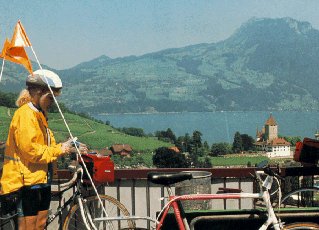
264;114;278;141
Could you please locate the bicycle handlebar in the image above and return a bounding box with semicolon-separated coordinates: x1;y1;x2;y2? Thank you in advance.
263;167;284;181
59;165;83;189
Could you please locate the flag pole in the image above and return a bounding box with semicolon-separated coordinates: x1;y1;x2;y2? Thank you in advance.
30;46;76;147
0;58;5;82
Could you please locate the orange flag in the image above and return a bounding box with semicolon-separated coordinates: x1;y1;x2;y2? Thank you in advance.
0;21;33;74
11;20;32;47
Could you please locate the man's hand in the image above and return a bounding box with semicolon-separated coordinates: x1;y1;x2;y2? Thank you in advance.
61;137;88;155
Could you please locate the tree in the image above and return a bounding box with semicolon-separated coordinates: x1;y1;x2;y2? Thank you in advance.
210;142;232;156
155;128;176;143
232;131;243;153
203;141;210;151
183;133;192;152
190;130;203;161
175;133;192;153
200;141;211;156
0;91;17;107
192;130;202;148
153;147;190;168
166;128;177;143
120;127;145;137
240;134;255;151
282;136;302;146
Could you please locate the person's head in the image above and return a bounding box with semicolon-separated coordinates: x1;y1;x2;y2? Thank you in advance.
16;69;63;110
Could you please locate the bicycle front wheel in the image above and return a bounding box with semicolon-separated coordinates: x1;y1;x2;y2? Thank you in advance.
63;194;135;230
280;187;319;208
283;222;319;229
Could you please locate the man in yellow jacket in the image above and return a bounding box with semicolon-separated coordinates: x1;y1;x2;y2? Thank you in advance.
1;69;87;230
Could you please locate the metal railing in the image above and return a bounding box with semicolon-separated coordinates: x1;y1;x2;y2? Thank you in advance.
49;166;319;229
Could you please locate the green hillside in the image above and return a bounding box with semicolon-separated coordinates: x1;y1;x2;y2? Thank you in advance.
0;106;172;152
56;17;319;114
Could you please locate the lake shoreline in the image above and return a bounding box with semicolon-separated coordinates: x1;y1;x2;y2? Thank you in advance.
94;109;319;116
93;111;319;144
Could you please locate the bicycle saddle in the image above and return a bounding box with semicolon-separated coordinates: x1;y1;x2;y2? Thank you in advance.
147;172;192;186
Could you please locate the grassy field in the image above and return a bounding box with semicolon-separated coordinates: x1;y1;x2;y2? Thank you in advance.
0;106;172;152
209;154;294;167
210;155;269;166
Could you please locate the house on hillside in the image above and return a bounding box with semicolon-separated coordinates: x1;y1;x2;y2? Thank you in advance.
169;146;180;153
110;144;133;156
255;114;291;158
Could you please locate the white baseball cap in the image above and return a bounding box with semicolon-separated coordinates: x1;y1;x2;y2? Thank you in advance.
26;69;62;90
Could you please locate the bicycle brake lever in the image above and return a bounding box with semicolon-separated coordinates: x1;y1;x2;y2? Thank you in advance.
264;167;285;181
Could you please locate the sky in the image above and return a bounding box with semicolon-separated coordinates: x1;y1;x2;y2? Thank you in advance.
1;0;319;70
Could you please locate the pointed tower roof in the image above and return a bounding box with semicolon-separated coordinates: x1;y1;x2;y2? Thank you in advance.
265;114;277;126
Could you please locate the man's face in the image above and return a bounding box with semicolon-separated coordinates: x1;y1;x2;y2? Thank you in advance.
39;91;57;111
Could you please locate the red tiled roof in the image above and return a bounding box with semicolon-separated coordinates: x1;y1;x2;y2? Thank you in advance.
169;146;180;153
269;138;290;146
265;114;277;126
111;144;133;153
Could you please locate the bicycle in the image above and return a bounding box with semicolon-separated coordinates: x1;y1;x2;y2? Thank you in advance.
146;167;318;229
91;163;319;229
0;165;135;230
4;164;317;229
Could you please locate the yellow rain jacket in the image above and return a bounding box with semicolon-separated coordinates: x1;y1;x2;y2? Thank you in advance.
1;102;63;194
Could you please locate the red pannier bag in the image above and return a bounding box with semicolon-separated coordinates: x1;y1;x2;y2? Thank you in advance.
294;138;319;164
79;153;115;184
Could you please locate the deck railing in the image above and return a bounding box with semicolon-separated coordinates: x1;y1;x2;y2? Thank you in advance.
49;166;319;230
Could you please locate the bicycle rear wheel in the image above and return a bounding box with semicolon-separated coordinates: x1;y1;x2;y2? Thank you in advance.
280;187;319;208
63;194;135;230
283;222;319;229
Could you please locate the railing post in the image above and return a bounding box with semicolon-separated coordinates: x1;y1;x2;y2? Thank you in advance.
131;179;136;216
146;180;151;229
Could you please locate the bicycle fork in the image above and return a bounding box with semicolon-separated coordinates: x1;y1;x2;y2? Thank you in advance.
77;197;96;230
259;190;283;230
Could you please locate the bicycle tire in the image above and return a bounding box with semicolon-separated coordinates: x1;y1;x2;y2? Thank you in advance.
280;187;319;208
63;194;135;230
283;222;319;229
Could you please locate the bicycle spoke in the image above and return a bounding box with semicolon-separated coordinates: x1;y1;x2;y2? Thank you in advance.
63;195;135;230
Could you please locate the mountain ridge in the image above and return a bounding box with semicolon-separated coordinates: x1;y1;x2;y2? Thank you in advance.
1;17;319;114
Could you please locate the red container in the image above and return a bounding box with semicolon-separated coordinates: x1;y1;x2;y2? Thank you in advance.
294;138;319;165
79;153;115;184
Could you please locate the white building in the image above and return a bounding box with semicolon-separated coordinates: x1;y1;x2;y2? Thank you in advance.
255;114;291;158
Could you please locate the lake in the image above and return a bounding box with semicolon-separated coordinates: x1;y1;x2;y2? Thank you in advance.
93;111;319;144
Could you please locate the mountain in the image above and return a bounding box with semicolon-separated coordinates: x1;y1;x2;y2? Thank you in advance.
1;17;319;114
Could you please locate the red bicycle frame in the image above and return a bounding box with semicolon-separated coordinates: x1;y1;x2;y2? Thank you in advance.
156;192;271;230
